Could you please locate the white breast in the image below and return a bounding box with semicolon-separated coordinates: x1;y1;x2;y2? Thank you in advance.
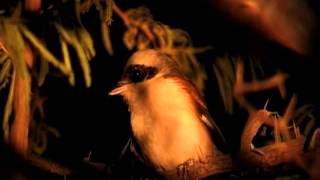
130;77;215;172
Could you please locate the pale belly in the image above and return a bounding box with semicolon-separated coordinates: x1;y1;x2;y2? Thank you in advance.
130;79;215;172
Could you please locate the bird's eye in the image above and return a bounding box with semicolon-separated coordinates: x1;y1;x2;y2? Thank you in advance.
124;65;158;83
145;67;157;80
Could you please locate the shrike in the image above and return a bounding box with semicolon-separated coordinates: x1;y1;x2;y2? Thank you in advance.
109;49;227;179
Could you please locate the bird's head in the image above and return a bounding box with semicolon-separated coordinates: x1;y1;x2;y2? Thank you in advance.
109;49;180;99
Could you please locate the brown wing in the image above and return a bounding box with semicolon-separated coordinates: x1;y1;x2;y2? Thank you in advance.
166;74;227;151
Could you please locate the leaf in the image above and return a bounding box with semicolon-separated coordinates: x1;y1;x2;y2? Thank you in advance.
309;128;320;150
172;29;190;47
37;57;49;86
2;70;15;141
31;127;47;155
0;58;12;89
0;49;9;64
213;56;236;114
45;125;60;138
292;104;317;125
137;34;150;50
80;0;94;13
248;56;265;81
122;6;208;94
126;6;153;21
19;25;69;75
72;38;92;87
183;52;207;93
55;24;92;87
2;21;28;80
60;38;75;86
101;22;114;55
104;0;113;25
79;28;96;60
153;23;169;48
123;28;138;50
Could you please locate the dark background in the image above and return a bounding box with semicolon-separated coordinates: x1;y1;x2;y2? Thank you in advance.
13;0;320;179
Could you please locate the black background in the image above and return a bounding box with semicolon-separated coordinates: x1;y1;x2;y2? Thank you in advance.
11;0;320;179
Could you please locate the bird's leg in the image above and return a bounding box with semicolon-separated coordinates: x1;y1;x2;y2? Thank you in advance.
233;60;288;113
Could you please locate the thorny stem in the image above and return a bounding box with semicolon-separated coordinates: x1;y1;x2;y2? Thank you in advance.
239;105;305;168
234;60;288;112
279;96;308;172
238;96;320;180
280;95;297;141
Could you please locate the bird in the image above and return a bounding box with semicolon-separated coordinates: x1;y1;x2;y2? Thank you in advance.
109;49;228;179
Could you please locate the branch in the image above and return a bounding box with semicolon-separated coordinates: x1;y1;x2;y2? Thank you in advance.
112;2;130;27
233;60;288;112
237;98;319;178
239;136;304;168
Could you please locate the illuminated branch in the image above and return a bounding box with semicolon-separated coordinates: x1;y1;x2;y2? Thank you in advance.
10;75;31;157
237;96;320;179
233;60;288;112
112;2;130;27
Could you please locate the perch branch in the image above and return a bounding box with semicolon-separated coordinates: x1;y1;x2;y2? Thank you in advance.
239;136;304;167
238;97;317;176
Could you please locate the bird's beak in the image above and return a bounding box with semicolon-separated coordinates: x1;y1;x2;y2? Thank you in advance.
109;81;129;96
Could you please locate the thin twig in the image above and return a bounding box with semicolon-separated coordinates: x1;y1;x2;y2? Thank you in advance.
112;3;130;27
234;60;288;112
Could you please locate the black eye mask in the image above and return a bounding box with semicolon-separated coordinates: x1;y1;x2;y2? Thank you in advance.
123;64;158;83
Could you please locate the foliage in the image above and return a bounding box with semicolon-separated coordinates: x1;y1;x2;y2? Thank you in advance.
121;5;209;92
0;0;319;179
0;0;114;156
